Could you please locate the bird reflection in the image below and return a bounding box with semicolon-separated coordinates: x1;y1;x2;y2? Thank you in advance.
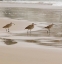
3;39;17;45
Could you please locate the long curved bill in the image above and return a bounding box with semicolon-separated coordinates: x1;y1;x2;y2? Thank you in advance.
12;23;15;25
34;24;36;25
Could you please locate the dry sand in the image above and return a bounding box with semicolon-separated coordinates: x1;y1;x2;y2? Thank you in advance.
0;46;62;64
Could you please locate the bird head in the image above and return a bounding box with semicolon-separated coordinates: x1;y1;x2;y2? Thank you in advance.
32;23;36;25
10;22;15;25
52;23;57;26
52;23;54;25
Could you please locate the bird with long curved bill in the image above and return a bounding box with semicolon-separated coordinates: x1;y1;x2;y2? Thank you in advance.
44;23;55;33
25;23;36;35
3;22;15;32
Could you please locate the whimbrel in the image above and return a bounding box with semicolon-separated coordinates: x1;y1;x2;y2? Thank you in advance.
44;23;54;33
25;23;36;35
3;22;15;32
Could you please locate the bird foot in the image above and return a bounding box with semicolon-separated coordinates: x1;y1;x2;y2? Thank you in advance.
8;31;10;32
47;31;48;33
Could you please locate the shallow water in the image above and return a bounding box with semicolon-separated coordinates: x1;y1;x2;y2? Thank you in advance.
0;7;62;31
0;7;62;22
0;25;62;48
0;7;62;48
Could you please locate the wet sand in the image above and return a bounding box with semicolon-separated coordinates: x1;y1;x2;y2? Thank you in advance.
0;17;31;31
0;17;62;64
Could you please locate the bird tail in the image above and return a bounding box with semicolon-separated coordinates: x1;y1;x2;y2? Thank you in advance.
44;27;47;28
3;26;5;28
24;27;26;30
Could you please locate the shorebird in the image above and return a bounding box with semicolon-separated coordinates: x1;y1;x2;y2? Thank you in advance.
3;22;15;32
44;23;55;33
25;23;36;35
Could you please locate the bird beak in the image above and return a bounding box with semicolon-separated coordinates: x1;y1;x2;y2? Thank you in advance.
54;24;57;26
12;23;15;25
34;24;36;25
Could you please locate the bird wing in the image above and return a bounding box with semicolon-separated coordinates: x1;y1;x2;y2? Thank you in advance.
25;25;31;29
3;24;10;28
44;25;49;28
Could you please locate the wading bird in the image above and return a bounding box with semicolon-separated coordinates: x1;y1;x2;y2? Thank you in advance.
44;23;55;33
25;23;36;35
3;22;15;32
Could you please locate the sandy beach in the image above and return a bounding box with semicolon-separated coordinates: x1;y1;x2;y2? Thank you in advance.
0;2;62;64
0;45;62;64
0;17;62;64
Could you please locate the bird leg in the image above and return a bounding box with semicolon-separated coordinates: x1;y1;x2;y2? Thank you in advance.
47;30;48;33
5;28;7;32
48;29;50;33
27;30;28;36
30;29;31;36
8;28;9;32
46;29;48;33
